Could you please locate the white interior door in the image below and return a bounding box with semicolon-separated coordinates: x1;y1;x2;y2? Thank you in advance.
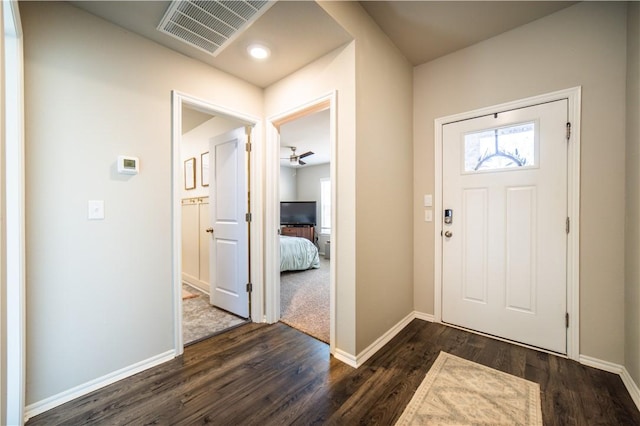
208;127;249;318
442;100;568;354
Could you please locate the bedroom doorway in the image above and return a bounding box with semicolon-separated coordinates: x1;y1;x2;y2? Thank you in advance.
278;108;331;343
172;92;260;351
266;94;336;349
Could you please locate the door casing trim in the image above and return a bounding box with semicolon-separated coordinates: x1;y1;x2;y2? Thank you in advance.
3;1;25;423
434;87;581;360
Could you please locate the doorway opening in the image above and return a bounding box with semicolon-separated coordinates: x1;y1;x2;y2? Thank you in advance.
278;108;331;343
171;92;260;352
265;93;337;351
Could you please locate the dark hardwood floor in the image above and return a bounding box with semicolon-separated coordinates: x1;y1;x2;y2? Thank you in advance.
27;320;640;425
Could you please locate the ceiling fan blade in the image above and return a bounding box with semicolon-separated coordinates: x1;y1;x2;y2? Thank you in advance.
299;151;314;159
298;159;306;166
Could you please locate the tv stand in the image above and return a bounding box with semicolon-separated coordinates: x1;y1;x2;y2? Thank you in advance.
281;225;314;243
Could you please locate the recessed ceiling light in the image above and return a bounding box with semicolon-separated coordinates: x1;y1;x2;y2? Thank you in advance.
247;43;271;60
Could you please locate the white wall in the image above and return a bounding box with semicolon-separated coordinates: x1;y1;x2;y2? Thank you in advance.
278;163;330;253
279;166;297;202
296;163;329;201
625;1;640;387
296;163;330;252
0;2;6;422
21;1;262;408
265;42;357;355
414;1;628;364
180;116;238;200
320;1;414;354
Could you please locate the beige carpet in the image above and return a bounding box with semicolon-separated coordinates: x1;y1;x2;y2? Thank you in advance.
396;351;543;426
280;258;329;343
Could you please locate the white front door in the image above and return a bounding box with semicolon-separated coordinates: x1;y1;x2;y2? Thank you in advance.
208;127;250;318
442;100;568;354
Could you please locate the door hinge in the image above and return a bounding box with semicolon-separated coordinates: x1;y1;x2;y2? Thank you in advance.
566;122;571;141
246;282;253;293
245;212;252;222
565;312;569;328
245;142;252;152
566;217;570;234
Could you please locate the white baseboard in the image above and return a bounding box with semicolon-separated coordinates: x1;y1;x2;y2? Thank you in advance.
579;354;623;374
333;348;358;368
333;312;416;369
621;366;640;411
183;280;209;296
580;355;640;411
332;312;640;413
25;349;176;422
181;275;209;294
354;312;415;367
333;311;435;369
414;311;435;323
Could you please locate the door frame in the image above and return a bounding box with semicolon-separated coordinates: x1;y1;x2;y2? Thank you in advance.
3;1;25;423
265;92;337;353
171;91;262;355
434;87;581;360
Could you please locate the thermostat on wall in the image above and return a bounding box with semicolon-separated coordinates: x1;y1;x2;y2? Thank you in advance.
117;155;139;175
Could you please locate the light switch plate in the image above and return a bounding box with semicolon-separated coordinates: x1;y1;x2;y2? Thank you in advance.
425;209;433;222
424;194;433;207
88;200;104;220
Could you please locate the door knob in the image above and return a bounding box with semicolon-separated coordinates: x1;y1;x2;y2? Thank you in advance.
444;230;453;238
205;227;214;233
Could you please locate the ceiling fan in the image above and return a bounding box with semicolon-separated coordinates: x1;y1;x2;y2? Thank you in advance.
281;146;314;166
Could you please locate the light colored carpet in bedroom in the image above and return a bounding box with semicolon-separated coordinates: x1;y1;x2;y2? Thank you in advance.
280;258;330;343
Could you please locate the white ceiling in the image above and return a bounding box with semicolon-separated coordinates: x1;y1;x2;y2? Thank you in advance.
67;1;576;167
280;109;330;169
67;1;575;88
181;106;214;134
360;1;576;66
68;1;352;88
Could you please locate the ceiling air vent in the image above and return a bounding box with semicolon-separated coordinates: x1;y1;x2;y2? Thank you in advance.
158;0;274;56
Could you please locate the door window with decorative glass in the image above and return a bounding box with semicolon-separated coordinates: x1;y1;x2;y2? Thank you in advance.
463;121;537;173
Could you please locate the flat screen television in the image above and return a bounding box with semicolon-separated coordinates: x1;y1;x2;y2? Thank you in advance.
280;201;317;226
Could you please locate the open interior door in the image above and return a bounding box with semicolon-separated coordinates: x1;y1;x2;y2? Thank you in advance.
208;127;250;318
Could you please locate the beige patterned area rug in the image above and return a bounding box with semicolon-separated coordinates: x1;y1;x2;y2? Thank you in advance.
396;351;543;426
